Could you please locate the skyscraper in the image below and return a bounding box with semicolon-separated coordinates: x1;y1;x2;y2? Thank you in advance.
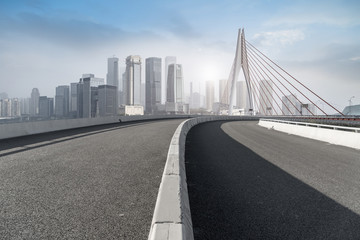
70;83;78;117
11;98;21;117
39;96;53;118
164;56;176;103
107;57;119;107
55;85;69;118
98;85;117;116
145;57;162;114
77;74;104;118
125;55;142;105
259;80;273;115
30;88;40;116
166;64;184;103
236;81;249;111
20;98;30;115
106;57;119;88
0;99;11;117
219;79;230;105
81;77;91;118
205;81;214;111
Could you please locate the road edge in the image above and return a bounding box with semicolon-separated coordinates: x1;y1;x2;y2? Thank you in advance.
148;116;258;240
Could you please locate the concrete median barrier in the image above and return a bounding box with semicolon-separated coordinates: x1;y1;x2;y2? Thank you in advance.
148;116;258;240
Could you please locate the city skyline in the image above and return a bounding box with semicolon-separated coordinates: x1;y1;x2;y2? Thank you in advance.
0;0;359;111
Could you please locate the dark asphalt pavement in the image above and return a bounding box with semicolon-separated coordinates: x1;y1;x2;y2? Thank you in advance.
0;119;184;239
185;121;360;240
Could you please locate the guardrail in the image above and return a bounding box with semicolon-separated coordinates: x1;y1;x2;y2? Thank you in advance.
148;116;259;240
260;118;360;133
259;118;360;149
265;116;360;128
0;115;196;140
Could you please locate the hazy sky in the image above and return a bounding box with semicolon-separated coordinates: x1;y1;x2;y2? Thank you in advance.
0;0;359;110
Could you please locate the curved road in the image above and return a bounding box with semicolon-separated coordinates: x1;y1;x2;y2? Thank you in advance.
186;121;360;239
0;119;184;239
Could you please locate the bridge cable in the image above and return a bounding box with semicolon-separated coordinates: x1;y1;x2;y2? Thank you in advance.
247;65;271;115
246;40;344;116
247;57;282;115
247;47;303;115
246;43;310;115
246;42;317;116
247;52;289;115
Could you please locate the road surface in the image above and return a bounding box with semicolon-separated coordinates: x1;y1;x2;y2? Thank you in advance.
186;121;360;239
0;119;184;239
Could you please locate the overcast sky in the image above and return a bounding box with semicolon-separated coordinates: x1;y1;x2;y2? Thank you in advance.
0;0;359;111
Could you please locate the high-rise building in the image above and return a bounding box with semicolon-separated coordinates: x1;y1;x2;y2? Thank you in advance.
11;98;21;117
107;57;119;88
191;92;201;109
205;81;214;111
282;94;301;115
219;79;229;105
77;74;103;118
20;98;30;115
107;57;119;107
236;81;249;111
301;103;316;115
166;64;184;103
145;57;162;114
125;55;142;105
166;64;184;114
259;80;273;115
39;96;53;118
164;56;176;104
30;88;40;116
98;85;117;116
121;71;127;106
0;99;11;117
55;85;70;118
70;83;78;117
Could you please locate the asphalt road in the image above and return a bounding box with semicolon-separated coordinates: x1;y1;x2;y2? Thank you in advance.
0;119;184;239
185;121;360;240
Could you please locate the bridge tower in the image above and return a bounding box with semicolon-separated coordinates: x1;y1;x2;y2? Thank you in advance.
231;29;252;115
223;28;253;115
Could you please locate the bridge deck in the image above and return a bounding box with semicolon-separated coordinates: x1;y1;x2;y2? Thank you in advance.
186;121;360;239
0;119;184;239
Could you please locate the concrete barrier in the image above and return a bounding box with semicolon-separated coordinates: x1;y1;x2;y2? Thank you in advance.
0;115;193;140
259;119;360;150
148;116;258;240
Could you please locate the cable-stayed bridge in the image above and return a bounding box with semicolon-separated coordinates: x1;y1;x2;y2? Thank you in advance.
1;30;359;240
222;28;344;117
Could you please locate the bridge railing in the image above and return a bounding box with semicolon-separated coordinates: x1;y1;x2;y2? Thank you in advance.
0;115;198;140
260;118;360;133
259;118;360;150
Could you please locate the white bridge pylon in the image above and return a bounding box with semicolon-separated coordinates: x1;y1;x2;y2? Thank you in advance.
224;28;253;115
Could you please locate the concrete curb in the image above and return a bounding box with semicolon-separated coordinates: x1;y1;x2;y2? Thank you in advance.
259;118;360;150
148;116;258;240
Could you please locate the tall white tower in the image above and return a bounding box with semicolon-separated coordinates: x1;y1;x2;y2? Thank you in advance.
164;56;176;104
125;55;142;105
107;57;119;88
